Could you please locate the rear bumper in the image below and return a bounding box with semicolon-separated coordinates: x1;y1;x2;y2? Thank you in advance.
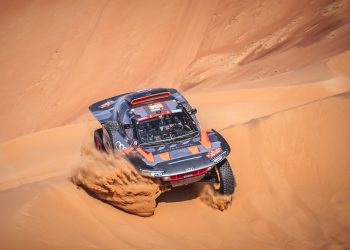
143;165;213;189
134;138;229;187
140;163;215;178
140;152;223;177
168;173;205;187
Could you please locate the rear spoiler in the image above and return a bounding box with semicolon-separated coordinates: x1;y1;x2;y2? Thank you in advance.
88;93;129;124
129;91;170;105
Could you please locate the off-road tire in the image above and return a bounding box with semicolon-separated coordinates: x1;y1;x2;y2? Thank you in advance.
103;121;119;152
216;159;235;195
94;128;105;151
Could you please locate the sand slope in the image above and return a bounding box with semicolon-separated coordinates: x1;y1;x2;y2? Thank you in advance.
1;0;350;249
1;91;349;249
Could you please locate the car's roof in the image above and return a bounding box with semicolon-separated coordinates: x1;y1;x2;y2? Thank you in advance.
89;88;191;124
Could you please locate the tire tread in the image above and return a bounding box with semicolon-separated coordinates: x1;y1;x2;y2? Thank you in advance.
217;160;235;195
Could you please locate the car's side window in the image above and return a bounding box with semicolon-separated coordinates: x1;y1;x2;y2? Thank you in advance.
125;128;133;139
114;108;124;130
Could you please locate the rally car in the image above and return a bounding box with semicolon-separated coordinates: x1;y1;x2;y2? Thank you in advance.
89;88;235;195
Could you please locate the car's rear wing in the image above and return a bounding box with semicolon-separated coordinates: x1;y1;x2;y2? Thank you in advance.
88;93;129;124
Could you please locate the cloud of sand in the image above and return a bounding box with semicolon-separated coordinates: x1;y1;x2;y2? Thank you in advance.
71;146;161;217
199;184;232;211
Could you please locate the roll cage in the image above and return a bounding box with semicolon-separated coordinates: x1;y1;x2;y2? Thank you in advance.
116;105;199;146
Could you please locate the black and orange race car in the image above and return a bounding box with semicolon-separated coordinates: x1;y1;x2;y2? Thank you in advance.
89;88;235;195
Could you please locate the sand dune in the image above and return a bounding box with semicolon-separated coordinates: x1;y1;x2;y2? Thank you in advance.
1;0;350;249
1;90;349;249
1;0;350;143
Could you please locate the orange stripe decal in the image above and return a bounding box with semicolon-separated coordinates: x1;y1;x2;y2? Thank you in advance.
187;146;200;154
123;147;134;154
200;130;212;149
159;152;171;161
136;148;155;162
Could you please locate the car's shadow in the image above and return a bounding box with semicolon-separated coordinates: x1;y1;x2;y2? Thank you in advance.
156;183;204;203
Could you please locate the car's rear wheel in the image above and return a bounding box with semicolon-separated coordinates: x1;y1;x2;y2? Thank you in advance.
102;121;119;153
94;128;105;151
213;159;235;195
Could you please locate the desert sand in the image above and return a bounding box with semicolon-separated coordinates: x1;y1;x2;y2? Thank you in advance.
1;0;350;249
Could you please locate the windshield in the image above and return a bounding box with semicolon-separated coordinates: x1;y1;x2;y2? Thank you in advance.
136;112;198;145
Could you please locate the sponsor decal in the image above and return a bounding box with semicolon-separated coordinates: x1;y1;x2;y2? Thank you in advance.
211;150;227;163
186;167;194;172
136;110;172;121
172;109;182;113
151;171;164;177
183;173;193;178
115;141;127;151
211;155;223;163
206;148;223;159
141;169;165;177
99;100;114;109
148;103;164;112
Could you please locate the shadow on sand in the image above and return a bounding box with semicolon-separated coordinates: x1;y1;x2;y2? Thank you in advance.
157;183;203;203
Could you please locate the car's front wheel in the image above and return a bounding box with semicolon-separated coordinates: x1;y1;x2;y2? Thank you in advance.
214;159;235;195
